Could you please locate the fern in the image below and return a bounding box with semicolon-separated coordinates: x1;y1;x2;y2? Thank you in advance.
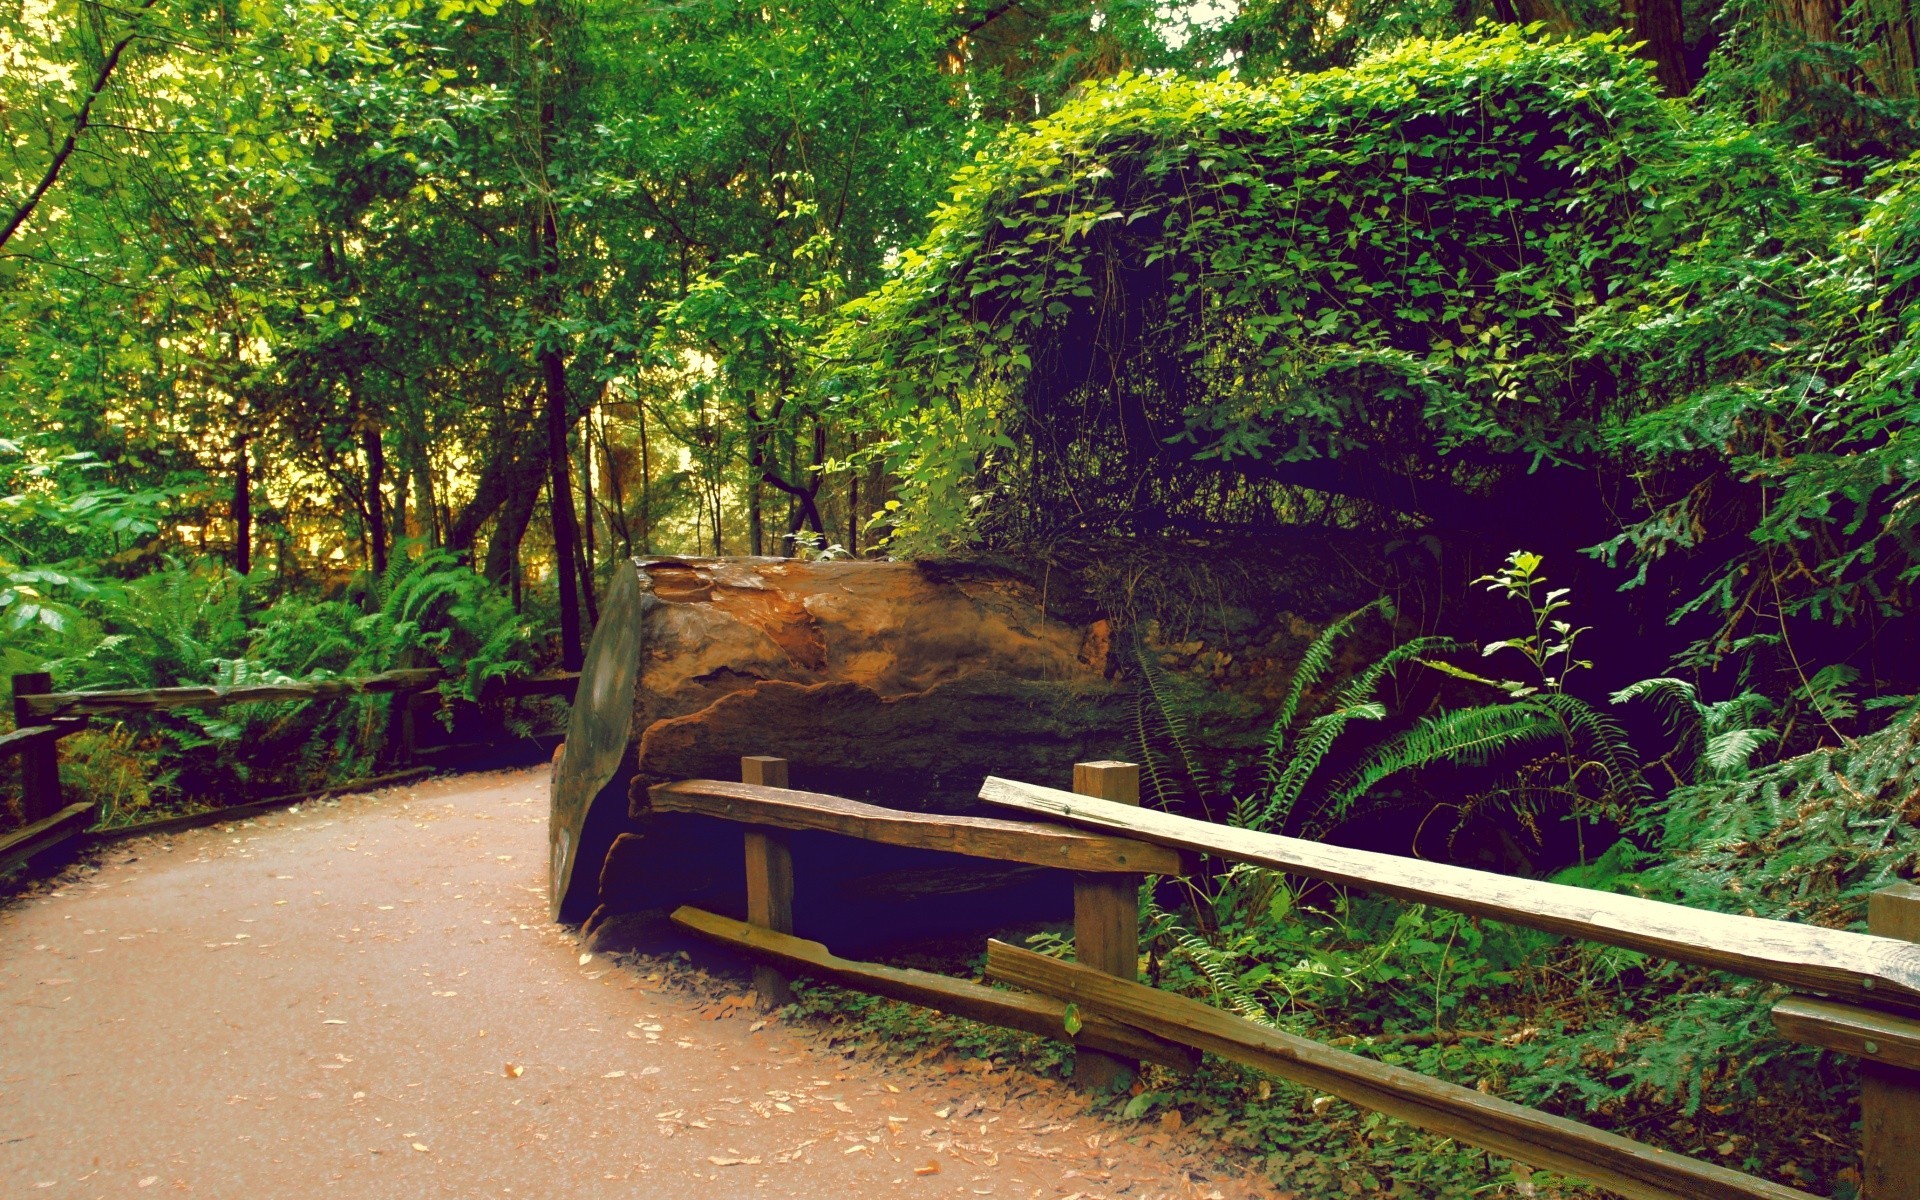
1321;703;1564;828
1131;628;1219;817
1261;599;1386;791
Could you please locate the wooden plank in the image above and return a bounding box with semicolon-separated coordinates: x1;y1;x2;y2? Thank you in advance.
979;776;1920;1015
1072;761;1141;1090
671;906;1197;1072
1774;995;1920;1071
12;672;61;821
741;756;795;1008
485;672;580;701
0;802;93;876
20;667;446;720
0;717;86;759
1863;883;1920;1200
984;940;1815;1200
89;766;434;843
651;779;1188;876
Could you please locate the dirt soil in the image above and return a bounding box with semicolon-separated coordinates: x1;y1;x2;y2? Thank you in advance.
1;767;1289;1200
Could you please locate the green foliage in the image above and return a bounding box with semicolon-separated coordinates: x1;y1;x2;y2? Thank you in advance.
7;550;543;816
833;27;1688;548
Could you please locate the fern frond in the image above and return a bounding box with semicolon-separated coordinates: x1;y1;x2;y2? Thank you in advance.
1263;599;1386;788
1535;692;1653;805
1253;702;1386;833
1172;928;1273;1027
1324;702;1563;821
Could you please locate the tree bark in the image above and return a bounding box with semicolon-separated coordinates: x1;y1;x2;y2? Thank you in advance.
231;432;252;576
1624;0;1692;94
485;468;541;588
543;345;584;669
363;425;388;580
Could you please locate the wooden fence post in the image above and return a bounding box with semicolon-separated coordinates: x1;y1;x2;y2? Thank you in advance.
1864;882;1920;1199
11;673;60;823
1072;759;1142;1090
742;755;795;1008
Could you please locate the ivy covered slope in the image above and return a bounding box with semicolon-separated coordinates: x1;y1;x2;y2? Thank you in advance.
835;28;1702;553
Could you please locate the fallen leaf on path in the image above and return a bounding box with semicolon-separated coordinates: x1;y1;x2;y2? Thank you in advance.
504;1063;524;1078
138;1176;157;1187
603;1070;626;1078
412;1143;430;1152
915;1161;941;1176
707;1156;760;1167
322;1019;346;1025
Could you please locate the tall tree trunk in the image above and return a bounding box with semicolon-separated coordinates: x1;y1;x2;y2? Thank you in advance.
638;400;652;554
575;425;598;624
542;346;584;669
363;425;388;580
411;426;439;546
1624;0;1692;94
485;471;541;587
847;454;858;557
231;432;251;576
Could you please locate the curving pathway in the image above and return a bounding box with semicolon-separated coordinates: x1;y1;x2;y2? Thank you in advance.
1;768;1280;1200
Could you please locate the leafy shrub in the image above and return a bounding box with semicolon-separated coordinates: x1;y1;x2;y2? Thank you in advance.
831;26;1691;549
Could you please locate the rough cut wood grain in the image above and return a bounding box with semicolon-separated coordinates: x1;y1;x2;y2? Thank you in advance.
1071;760;1142;1091
12;672;61;822
985;941;1815;1200
979;776;1920;1014
1863;883;1920;1200
0;801;93;876
1774;995;1920;1071
670;906;1196;1071
21;667;446;720
650;779;1187;875
741;756;795;1007
0;717;86;759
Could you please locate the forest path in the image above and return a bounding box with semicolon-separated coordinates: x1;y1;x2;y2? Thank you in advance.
1;767;1271;1200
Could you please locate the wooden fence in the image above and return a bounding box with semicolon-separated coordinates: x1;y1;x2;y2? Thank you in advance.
663;756;1920;1200
1;666;576;876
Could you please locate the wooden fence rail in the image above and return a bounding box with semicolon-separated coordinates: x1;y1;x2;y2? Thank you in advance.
2;667;577;878
662;757;1920;1200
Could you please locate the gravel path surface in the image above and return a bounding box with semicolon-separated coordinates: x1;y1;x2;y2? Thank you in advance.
1;768;1281;1200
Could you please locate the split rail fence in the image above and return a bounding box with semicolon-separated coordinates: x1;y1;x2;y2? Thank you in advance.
662;755;1920;1200
0;666;576;875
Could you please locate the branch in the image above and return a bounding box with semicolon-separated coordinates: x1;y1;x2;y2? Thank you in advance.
1;0;161;253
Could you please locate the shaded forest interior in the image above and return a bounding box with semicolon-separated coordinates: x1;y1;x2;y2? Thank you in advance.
7;0;1920;1195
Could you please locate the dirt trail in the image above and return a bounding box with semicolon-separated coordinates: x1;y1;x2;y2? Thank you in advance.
1;768;1277;1200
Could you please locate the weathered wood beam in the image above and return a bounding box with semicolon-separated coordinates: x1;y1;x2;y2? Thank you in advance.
0;717;87;759
20;668;447;720
651;778;1188;876
670;906;1197;1072
0;802;93;877
979;776;1920;1014
1774;995;1920;1071
985;940;1814;1200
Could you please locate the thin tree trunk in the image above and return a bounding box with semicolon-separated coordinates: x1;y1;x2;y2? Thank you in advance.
542;346;584;669
412;428;439;546
638;401;652;554
232;432;252;575
363;425;389;580
485;472;541;587
847;455;858;557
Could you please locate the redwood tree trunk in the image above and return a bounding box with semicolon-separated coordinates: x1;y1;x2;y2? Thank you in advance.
231;433;251;576
363;425;388;579
543;346;584;670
